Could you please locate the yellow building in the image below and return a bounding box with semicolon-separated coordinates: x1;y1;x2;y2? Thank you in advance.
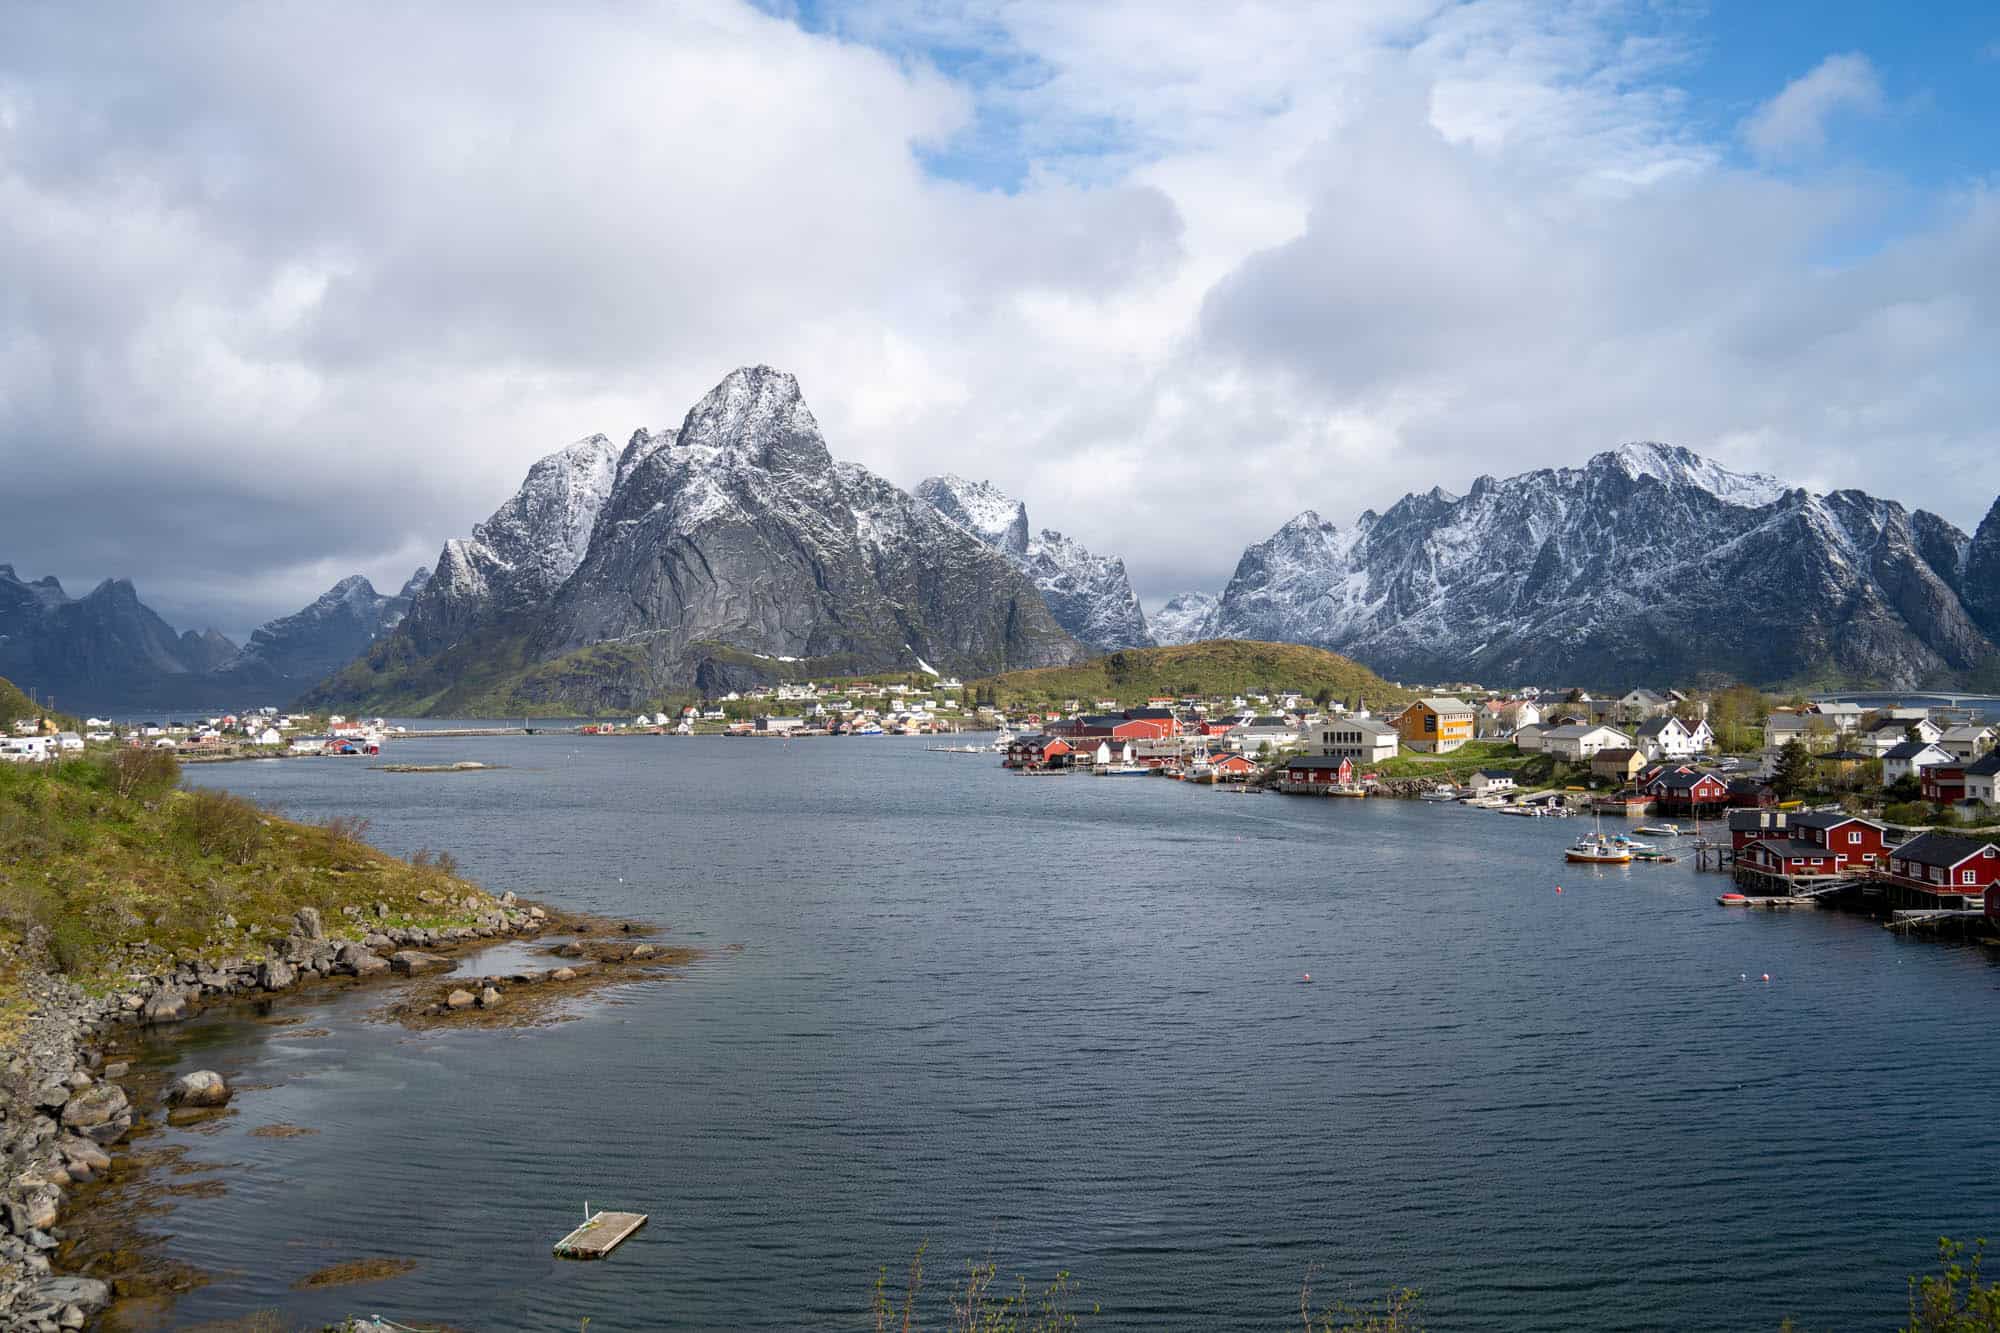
1392;697;1476;754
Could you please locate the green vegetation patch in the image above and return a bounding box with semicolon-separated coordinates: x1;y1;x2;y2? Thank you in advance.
0;747;503;1010
974;640;1415;712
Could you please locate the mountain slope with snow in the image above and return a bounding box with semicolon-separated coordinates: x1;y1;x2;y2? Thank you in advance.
1146;591;1219;646
315;368;1084;713
915;475;1153;651
1208;445;1998;688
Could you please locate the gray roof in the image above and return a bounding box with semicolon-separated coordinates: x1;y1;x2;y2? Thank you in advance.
1543;723;1626;739
1884;740;1946;761
1890;831;2000;869
1416;697;1475;715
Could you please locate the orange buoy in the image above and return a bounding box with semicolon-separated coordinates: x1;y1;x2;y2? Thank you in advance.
1761;973;1771;982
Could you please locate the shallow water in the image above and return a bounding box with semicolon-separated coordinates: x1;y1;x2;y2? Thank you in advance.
153;735;2000;1329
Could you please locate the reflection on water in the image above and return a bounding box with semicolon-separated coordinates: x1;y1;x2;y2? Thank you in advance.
145;735;2000;1331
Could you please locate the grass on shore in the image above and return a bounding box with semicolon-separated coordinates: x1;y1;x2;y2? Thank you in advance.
0;747;504;1024
974;641;1416;713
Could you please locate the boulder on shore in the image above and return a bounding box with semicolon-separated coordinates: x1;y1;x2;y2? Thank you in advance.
390;951;451;975
445;989;476;1010
141;987;188;1024
259;959;296;991
58;1084;132;1145
478;986;503;1008
164;1070;231;1108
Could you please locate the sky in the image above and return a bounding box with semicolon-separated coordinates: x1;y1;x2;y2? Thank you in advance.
3;0;1997;641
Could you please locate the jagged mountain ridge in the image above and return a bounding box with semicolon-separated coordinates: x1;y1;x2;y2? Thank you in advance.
0;563;426;711
316;367;1086;713
1146;591;1219;647
1205;442;2000;688
914;475;1153;652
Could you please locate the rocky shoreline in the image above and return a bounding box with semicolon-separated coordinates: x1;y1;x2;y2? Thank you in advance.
0;890;556;1331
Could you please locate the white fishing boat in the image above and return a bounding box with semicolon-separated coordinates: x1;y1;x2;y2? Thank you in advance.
1565;833;1633;864
1632;822;1683;837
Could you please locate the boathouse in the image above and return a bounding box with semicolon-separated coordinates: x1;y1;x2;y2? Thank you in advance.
1644;767;1731;814
1282;754;1355;793
1880;832;2000;908
1728;810;1892;867
1737;838;1843;878
1004;735;1073;769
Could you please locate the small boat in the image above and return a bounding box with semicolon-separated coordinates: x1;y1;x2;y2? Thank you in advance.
1633;823;1683;837
1421;788;1460;803
1718;891;1749;906
1631;847;1679;862
1565;835;1633;864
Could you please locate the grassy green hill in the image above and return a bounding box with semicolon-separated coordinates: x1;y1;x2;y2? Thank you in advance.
0;675;76;733
0;747;506;1039
973;640;1415;711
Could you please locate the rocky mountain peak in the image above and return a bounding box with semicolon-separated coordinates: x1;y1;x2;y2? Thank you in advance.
1596;441;1789;508
914;475;1032;558
677;365;827;474
398;567;432;600
915;474;1150;650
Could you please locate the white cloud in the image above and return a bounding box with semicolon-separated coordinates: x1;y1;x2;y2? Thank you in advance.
0;3;1994;637
1742;52;1883;159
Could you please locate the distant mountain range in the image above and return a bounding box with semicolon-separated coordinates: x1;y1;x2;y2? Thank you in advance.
0;564;425;713
9;378;2000;713
1185;443;2000;690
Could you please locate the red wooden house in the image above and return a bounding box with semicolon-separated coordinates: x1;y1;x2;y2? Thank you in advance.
1281;754;1355;792
1003;735;1073;769
1209;753;1257;780
1737;838;1844;878
1880;832;2000;906
1920;764;1968;804
1728;810;1891;868
1644;767;1731;814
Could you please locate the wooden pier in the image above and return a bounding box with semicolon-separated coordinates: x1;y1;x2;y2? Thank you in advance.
554;1210;648;1259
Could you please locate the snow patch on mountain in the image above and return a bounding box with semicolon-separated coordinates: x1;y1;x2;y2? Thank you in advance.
1147;591;1218;645
915;474;1152;651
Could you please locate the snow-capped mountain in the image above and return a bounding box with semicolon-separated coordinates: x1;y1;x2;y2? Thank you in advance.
402;433;625;654
914;475;1153;651
1147;591;1219;646
219;571;428;689
1207;443;1999;689
319;368;1084;712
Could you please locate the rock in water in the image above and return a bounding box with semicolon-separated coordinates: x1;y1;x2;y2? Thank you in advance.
445;989;476;1010
141;987;188;1024
58;1084;132;1145
164;1071;231;1108
390;951;451;975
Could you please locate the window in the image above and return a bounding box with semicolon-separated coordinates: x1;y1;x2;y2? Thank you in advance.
1849;831;1861;844
1965;870;1978;885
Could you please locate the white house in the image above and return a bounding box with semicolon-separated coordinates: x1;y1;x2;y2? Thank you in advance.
1541;723;1634;761
1306;717;1399;766
1938;725;1996;763
1964;752;2000;806
1809;701;1867;733
1230;716;1302;753
0;736;55;763
1511;723;1549;753
55;731;83;752
253;727;283;746
1634;716;1700;760
1617;688;1674;719
1468;769;1518;796
1883;740;1953;787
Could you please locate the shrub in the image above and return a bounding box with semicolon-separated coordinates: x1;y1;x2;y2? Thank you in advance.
102;746;180;800
180;789;267;864
1905;1236;2000;1332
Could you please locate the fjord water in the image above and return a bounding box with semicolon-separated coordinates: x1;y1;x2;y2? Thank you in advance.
165;737;1997;1330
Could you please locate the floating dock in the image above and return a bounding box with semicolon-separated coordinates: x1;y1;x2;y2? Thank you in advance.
554;1210;648;1259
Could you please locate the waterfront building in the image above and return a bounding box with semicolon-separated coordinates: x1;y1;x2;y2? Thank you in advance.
1390;698;1475;754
